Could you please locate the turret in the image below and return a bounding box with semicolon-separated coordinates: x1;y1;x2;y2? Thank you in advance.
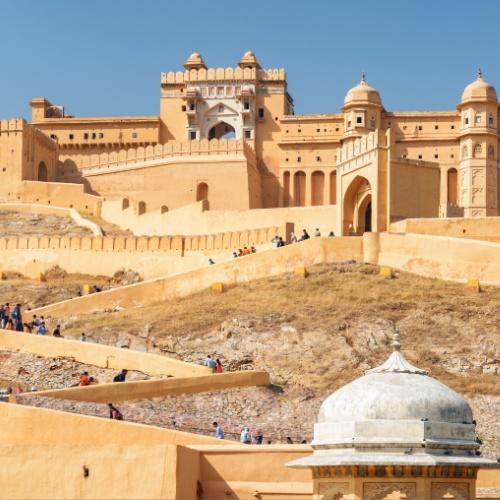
457;69;498;216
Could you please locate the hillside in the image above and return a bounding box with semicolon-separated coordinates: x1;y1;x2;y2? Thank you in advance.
1;263;498;454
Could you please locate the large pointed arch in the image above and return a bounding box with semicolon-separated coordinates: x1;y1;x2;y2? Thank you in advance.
342;175;372;235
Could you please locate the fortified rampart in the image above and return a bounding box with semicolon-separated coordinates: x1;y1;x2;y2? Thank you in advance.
58;138;256;175
0;225;283;279
391;216;500;241
30;237;363;318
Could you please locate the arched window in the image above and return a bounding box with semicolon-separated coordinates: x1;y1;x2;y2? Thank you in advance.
488;145;495;159
475;113;481;125
489;113;494;126
37;161;48;182
138;201;146;215
122;198;130;210
311;171;325;206
473;143;482;158
447;168;458;205
196;182;208;202
462;145;468;159
293;171;306;207
160;205;168;214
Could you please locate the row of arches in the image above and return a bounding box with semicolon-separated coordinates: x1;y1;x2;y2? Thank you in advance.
462;144;495;160
282;170;337;207
120;182;209;217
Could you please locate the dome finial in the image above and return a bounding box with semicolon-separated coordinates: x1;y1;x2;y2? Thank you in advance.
477;67;483;80
361;71;366;83
392;328;402;352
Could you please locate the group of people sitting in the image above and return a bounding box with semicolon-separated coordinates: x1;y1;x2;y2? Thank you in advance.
232;245;257;258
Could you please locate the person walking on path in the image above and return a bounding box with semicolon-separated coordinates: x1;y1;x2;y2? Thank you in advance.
213;422;224;439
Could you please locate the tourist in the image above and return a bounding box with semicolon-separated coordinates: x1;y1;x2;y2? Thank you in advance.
108;403;123;420
12;304;22;323
80;333;87;342
37;322;47;336
52;325;62;337
113;369;128;382
299;229;310;241
208;258;215;265
0;305;4;326
6;319;15;330
15;319;23;332
79;372;90;386
238;248;243;257
23;322;32;333
232;251;238;259
314;228;321;237
215;359;224;373
252;428;264;445
213;421;224;439
251;245;256;253
328;231;335;237
286;436;293;444
204;355;217;372
240;427;252;444
243;246;250;255
272;235;280;247
2;303;10;328
290;232;298;243
276;236;285;247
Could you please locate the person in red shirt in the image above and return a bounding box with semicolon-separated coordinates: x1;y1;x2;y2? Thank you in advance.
79;372;90;386
215;359;224;373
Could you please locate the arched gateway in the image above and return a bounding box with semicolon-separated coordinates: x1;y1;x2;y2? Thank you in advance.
342;175;372;235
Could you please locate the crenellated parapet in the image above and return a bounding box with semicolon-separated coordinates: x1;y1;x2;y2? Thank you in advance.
59;139;256;175
161;67;286;85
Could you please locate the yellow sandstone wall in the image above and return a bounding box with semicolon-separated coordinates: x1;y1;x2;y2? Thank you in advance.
391;216;500;242
371;231;500;285
0;226;281;279
0;329;210;377
34;371;270;402
102;198;337;236
31;237;363;318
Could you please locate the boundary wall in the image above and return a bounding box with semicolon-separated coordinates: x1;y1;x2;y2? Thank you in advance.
391;216;500;242
0;329;210;378
6;180;103;216
31;237;363;318
102;197;337;237
29;371;270;403
0;225;282;279
364;232;500;285
59;138;256;174
0;202;102;236
0;404;496;499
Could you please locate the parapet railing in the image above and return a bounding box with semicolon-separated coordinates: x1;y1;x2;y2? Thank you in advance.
58;138;257;175
0;226;279;255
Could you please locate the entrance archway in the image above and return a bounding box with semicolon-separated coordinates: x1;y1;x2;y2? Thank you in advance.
343;176;372;235
38;161;48;181
208;122;236;140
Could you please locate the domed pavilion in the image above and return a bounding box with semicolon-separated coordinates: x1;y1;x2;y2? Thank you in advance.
287;331;499;499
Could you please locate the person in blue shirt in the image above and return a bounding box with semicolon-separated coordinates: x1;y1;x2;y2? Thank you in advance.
213;422;224;439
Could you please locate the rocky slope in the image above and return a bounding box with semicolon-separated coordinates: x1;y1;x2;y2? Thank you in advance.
1;263;499;455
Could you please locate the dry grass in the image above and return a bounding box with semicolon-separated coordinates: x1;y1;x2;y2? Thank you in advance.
52;263;500;396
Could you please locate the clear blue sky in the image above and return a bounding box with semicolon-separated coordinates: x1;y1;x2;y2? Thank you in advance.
1;0;499;119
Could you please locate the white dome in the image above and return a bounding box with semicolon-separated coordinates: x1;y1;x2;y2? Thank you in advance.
319;371;472;424
312;333;478;450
